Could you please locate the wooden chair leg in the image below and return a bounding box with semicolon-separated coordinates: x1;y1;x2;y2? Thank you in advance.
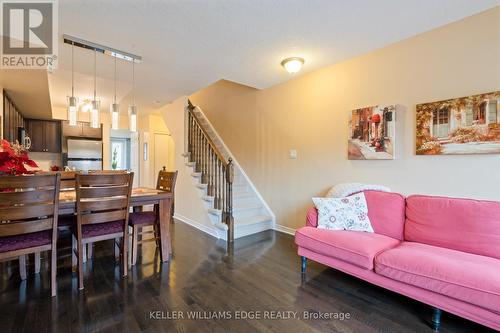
170;200;175;223
83;244;87;263
51;249;57;297
169;233;173;255
122;234;128;277
114;238;120;261
87;243;93;260
153;223;160;247
34;252;41;274
131;225;138;266
71;235;77;271
78;241;84;290
19;255;27;280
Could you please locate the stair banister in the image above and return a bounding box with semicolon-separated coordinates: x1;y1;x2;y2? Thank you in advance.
187;100;234;242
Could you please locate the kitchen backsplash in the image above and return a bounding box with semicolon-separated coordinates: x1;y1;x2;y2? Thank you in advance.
29;152;62;171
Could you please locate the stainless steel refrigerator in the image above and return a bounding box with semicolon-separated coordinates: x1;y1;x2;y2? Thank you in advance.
67;139;103;171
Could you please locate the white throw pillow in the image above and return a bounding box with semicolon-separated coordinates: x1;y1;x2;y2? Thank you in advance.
312;193;374;232
326;183;391;198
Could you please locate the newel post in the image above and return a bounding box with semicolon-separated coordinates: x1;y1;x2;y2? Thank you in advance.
226;158;234;243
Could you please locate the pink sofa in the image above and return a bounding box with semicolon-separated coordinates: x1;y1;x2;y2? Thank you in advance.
295;191;500;331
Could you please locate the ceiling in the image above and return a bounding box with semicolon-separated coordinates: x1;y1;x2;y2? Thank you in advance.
3;0;500;119
0;70;52;119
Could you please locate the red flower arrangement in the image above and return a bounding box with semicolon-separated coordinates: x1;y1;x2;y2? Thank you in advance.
0;140;38;175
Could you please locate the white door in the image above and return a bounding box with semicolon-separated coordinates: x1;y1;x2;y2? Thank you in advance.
154;133;170;177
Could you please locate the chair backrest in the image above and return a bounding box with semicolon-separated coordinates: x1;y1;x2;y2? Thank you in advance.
75;173;133;229
88;170;128;174
0;174;61;238
60;171;78;189
156;170;178;192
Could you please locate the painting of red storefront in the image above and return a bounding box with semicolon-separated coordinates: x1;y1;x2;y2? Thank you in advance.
348;105;396;160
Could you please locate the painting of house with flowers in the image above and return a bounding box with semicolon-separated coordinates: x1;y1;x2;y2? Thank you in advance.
416;91;500;155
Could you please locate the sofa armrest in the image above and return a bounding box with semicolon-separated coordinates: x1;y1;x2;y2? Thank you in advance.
306;207;318;227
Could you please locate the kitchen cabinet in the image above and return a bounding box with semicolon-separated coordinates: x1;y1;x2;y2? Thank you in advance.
62;120;82;137
2;91;25;143
62;121;102;139
82;122;102;138
25;119;61;153
27;120;44;152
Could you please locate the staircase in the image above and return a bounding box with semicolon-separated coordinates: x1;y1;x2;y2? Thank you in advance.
184;101;274;242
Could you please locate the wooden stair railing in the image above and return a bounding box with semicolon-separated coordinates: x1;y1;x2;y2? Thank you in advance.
187;100;234;242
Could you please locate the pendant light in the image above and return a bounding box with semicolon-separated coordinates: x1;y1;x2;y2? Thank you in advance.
90;49;100;129
111;55;120;130
128;60;137;132
67;42;78;126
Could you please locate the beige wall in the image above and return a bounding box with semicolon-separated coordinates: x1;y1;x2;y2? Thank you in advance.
138;114;175;188
190;7;500;230
159;96;221;237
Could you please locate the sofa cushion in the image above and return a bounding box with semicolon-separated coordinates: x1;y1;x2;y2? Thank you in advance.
375;242;500;312
295;226;400;270
305;190;406;240
364;190;406;240
405;195;500;259
306;207;318;227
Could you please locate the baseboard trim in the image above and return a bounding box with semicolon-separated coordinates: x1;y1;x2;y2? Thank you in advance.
274;224;296;236
174;213;220;239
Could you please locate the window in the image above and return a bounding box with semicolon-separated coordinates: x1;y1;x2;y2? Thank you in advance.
433;108;449;125
110;138;130;170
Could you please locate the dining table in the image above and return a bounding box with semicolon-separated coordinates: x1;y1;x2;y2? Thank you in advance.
58;187;173;262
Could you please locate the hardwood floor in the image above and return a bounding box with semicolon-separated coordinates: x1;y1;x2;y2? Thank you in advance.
0;222;495;333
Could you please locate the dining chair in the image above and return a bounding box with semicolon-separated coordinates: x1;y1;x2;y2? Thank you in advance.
72;172;133;290
157;168;178;223
58;171;79;228
128;169;177;266
0;174;61;297
86;170;128;260
60;171;78;189
89;170;128;174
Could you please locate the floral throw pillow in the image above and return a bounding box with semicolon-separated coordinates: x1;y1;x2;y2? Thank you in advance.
312;193;374;232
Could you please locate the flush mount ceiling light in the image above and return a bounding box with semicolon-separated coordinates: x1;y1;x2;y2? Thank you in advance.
281;57;305;74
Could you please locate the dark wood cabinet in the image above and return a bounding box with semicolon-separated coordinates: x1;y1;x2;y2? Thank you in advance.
44;121;61;152
26;120;44;152
2;91;25;143
25;119;61;153
62;121;102;139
